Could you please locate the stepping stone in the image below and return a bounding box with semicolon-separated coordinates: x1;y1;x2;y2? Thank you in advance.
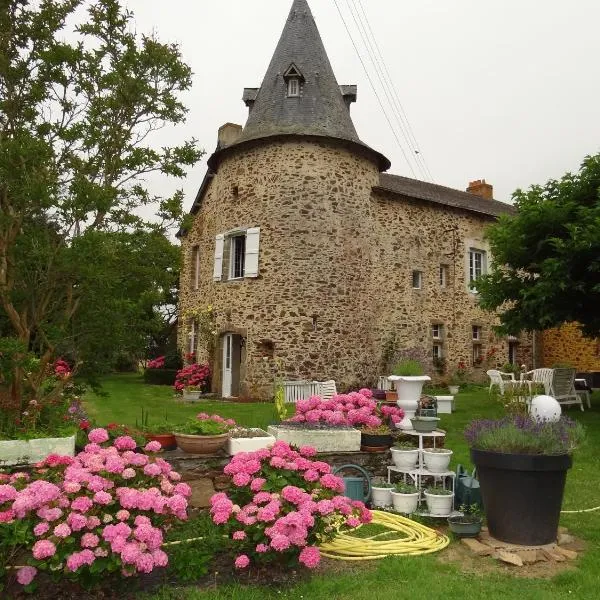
496;550;523;566
461;538;494;556
555;546;578;560
515;549;539;564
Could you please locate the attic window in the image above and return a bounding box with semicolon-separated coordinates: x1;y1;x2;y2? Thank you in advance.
283;63;304;98
287;78;300;97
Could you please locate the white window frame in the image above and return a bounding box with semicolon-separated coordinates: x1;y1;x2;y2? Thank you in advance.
432;324;443;340
214;228;260;282
228;234;246;280
469;248;487;289
439;265;448;288
412;270;423;290
432;343;443;360
472;325;482;341
287;78;300;97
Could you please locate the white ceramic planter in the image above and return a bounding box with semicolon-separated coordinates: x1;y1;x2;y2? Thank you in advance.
435;395;454;414
182;390;202;402
448;386;460;395
388;375;431;430
227;429;276;456
371;486;393;508
390;447;419;470
0;435;76;467
424;491;454;516
423;449;453;473
391;491;420;514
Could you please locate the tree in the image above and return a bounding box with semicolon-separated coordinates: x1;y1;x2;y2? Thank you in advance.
476;154;600;337
0;0;203;405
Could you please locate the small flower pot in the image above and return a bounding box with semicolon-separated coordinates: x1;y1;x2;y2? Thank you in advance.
390;447;419;470
423;448;453;473
385;390;398;402
410;416;440;433
424;491;454;516
447;515;483;538
145;434;177;451
371;486;393;508
360;432;393;452
391;491;420;514
173;433;229;454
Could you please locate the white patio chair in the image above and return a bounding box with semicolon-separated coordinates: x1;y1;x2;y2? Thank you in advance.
521;368;553;395
283;380;314;403
487;370;515;395
549;368;583;411
316;380;337;401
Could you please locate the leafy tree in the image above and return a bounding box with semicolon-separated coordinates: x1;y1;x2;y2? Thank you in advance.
476;154;600;337
0;0;203;405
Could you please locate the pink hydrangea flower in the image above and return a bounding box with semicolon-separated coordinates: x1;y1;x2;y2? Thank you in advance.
32;539;56;560
122;468;136;479
88;428;109;444
116;510;130;521
143;463;162;477
255;543;269;553
299;545;321;568
33;522;50;536
234;554;250;569
81;533;100;548
144;441;162;453
53;523;72;538
16;566;37;586
232;530;246;540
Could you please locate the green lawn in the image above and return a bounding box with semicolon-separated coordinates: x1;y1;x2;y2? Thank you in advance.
86;375;600;599
84;373;277;430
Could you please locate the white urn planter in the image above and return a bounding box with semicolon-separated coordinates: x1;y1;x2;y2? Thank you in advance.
424;490;454;516
390;447;419;470
371;485;393;508
391;491;420;514
227;429;276;456
388;375;431;430
0;435;76;467
422;448;453;473
448;385;460;395
182;389;202;402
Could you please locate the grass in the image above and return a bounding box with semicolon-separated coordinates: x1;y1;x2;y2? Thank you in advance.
83;373;277;430
85;375;600;599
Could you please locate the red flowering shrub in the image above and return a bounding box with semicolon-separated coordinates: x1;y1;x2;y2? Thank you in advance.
173;363;210;393
147;356;165;370
209;441;371;570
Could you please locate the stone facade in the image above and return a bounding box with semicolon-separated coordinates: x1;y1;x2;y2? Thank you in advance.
541;323;600;371
178;137;532;398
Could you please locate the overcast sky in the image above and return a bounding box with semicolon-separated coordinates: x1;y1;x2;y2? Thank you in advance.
122;0;600;211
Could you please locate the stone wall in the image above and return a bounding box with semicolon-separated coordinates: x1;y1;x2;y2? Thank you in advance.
179;137;532;398
541;323;600;371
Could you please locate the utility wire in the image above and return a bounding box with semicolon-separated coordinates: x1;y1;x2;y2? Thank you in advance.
345;0;430;181
332;0;417;178
353;0;435;182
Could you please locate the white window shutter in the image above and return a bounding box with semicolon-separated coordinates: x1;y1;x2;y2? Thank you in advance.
244;227;260;278
213;234;224;281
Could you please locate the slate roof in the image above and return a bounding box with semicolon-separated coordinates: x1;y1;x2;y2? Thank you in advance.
207;0;390;171
375;173;516;218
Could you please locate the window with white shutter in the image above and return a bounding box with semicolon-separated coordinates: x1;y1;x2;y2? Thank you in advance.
244;227;260;278
213;234;224;281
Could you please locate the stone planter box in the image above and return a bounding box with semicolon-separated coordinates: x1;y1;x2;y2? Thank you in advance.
227;429;276;455
267;426;361;453
435;395;454;414
182;390;202;402
0;435;76;467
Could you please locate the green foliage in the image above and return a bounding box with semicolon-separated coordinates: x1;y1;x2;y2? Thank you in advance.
426;486;453;496
174;418;232;436
392;359;424;376
393;482;418;494
143;368;179;386
393;440;417;449
476;153;600;337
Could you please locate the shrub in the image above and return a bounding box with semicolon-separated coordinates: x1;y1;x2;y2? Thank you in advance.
143;368;178;386
173;363;210;393
174;414;236;436
209;441;371;570
393;359;424;376
147;356;165;370
0;429;190;589
287;389;403;428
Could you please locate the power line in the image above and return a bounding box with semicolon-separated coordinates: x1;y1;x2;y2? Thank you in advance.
331;0;417;178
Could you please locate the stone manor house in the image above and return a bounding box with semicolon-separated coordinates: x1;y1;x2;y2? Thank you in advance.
178;0;533;399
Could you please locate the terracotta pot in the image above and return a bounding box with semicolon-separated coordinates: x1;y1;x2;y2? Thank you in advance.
385;390;398;402
174;432;229;454
146;433;177;451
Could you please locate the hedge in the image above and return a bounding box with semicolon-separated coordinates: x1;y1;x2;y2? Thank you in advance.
143;368;178;386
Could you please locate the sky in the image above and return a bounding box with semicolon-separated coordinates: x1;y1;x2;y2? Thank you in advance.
121;0;600;213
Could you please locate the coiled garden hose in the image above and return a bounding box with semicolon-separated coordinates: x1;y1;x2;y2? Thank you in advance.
319;510;450;561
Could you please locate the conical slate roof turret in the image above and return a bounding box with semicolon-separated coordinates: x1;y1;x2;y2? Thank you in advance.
208;0;389;171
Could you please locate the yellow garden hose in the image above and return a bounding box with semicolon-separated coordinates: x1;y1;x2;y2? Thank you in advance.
319;510;450;561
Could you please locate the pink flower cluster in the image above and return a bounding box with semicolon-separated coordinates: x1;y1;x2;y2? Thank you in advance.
173;363;210;393
147;356;165;369
196;413;236;427
210;441;371;570
1;429;190;586
287;389;404;428
54;359;72;378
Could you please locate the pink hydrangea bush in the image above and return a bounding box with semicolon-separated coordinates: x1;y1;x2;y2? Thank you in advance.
147;356;165;369
173;363;211;393
210;441;372;570
287;389;404;429
0;430;190;587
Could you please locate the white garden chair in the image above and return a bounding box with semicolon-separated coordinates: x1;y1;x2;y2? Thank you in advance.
319;380;338;401
520;368;554;395
549;368;583;411
486;370;515;395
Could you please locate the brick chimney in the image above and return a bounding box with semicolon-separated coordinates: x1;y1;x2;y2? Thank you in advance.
467;179;493;200
217;123;243;149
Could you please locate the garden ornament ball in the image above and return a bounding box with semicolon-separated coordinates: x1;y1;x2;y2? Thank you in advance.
529;395;562;422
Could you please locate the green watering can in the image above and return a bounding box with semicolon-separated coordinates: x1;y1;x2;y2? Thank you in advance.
332;464;372;503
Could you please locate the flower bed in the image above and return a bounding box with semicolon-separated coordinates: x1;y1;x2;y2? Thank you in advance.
209;441;372;570
0;428;190;589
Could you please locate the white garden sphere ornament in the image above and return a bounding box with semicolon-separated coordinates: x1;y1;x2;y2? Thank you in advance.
529;395;562;422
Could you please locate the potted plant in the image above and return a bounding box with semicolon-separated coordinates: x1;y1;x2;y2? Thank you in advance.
360;424;394;452
390;440;420;469
424;486;454;516
173;363;211;400
448;360;468;395
370;477;394;508
410;416;440;433
173;413;237;454
227;427;276;455
466;415;584;545
390;481;420;514
388;358;431;430
182;385;202;402
448;503;483;538
423;447;453;472
143;422;178;451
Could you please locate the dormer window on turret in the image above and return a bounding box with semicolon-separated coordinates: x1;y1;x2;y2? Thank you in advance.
283;63;304;98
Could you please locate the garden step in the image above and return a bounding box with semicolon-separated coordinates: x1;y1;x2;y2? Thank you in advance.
461;538;494;556
496;550;524;566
